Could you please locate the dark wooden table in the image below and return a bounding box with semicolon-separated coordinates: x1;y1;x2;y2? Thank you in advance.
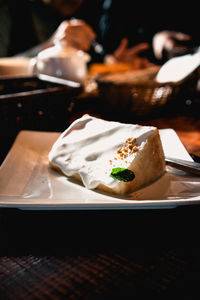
1;89;200;299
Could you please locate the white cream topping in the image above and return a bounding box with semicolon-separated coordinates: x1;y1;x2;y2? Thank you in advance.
48;115;155;189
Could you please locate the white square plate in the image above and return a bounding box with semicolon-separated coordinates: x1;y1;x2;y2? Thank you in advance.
0;129;200;210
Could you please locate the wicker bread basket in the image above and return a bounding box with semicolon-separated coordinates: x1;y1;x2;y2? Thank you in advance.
96;66;199;118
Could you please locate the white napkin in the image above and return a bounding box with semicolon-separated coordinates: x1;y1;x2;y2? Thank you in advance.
156;48;200;83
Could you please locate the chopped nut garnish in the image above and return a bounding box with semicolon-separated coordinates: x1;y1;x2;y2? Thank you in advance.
132;146;139;152
128;144;133;150
116;137;138;159
126;137;136;144
108;137;139;165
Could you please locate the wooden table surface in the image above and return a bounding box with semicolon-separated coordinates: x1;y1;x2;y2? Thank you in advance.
141;115;200;156
1;84;200;299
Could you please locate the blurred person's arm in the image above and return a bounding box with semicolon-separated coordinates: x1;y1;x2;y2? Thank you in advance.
104;38;155;69
16;19;96;57
152;30;192;61
44;19;96;51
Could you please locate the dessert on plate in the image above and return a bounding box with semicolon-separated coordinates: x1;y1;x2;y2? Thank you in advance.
48;115;166;195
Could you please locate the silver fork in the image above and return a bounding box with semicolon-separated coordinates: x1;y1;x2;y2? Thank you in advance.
165;156;200;176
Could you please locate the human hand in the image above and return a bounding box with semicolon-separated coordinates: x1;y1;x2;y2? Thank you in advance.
153;30;192;60
49;19;96;51
113;38;153;69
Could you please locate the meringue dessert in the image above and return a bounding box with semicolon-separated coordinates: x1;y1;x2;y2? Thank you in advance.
48;115;166;195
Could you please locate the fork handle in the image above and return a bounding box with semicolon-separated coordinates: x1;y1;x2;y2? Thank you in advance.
165;157;200;176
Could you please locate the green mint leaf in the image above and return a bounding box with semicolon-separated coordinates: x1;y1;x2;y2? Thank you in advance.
110;168;135;182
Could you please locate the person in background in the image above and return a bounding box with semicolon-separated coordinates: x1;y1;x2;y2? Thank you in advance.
0;0;199;66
